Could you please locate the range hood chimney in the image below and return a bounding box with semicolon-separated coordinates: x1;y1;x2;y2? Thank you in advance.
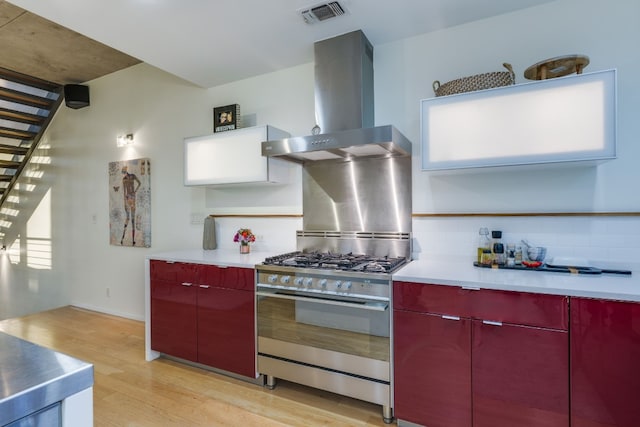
314;30;374;133
262;30;412;163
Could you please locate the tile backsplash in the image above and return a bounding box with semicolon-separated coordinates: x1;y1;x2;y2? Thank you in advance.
210;215;640;268
412;216;640;268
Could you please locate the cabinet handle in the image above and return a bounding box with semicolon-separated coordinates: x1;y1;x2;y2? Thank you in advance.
442;315;460;321
199;285;210;289
461;286;480;291
482;320;503;326
181;282;193;287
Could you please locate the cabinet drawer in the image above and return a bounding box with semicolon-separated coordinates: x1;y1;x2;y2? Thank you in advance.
198;265;254;291
473;289;568;330
150;260;196;283
393;282;568;330
394;281;473;317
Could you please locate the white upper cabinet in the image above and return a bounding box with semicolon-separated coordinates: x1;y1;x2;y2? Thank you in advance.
184;125;291;186
420;69;617;171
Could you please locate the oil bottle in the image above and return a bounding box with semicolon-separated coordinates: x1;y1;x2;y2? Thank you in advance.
477;227;492;264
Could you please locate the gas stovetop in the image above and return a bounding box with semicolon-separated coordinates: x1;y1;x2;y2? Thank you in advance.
262;251;407;274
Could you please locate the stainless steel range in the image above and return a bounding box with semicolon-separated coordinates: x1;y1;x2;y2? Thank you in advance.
256;233;410;424
256;29;413;424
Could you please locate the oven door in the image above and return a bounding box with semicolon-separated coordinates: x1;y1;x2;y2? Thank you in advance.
256;284;391;382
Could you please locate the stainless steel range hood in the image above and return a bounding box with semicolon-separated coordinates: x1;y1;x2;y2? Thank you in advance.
262;125;412;163
262;30;412;163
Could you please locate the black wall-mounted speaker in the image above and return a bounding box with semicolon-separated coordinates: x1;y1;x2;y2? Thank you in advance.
64;84;90;109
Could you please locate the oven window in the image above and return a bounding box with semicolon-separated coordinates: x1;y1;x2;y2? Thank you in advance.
257;294;390;362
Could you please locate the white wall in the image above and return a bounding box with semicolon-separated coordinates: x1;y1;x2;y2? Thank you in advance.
0;63;313;320
373;0;640;267
1;0;638;321
375;0;640;213
372;0;640;266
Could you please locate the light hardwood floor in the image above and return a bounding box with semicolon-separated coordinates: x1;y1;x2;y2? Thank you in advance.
0;306;393;426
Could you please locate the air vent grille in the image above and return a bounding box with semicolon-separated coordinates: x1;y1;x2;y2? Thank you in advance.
299;2;346;24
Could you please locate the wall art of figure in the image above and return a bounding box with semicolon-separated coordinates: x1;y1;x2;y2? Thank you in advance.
109;158;151;247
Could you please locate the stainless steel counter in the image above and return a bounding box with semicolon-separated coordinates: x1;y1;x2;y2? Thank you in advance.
0;332;94;426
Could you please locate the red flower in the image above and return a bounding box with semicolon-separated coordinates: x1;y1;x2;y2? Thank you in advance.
233;228;256;243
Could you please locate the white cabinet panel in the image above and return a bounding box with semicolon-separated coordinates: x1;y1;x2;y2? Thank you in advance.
421;69;616;171
184;125;290;185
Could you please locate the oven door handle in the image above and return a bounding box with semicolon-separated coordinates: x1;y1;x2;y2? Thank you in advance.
255;290;389;312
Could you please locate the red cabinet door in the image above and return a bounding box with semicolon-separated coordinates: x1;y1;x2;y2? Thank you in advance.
571;298;640;427
472;320;569;427
394;309;472;427
197;285;256;378
196;266;256;378
150;261;198;361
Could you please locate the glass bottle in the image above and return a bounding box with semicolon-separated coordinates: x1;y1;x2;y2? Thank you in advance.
515;246;523;265
477;227;491;263
506;244;516;267
492;230;505;265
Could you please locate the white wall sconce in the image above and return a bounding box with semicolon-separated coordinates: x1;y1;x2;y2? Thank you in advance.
116;134;134;147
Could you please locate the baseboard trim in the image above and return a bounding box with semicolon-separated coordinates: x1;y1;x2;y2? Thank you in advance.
70;303;144;322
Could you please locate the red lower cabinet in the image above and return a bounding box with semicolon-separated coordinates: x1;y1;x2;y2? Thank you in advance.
197;285;255;377
150;260;256;378
571;298;640;427
150;261;198;361
472;320;569;427
394;310;472;427
393;281;569;427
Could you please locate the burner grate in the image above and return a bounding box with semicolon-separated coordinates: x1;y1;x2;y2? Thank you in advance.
263;251;407;273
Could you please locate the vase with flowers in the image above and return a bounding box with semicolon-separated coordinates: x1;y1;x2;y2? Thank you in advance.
233;228;256;253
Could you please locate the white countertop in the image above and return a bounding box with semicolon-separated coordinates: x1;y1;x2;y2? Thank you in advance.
147;249;640;302
393;257;640;302
147;248;284;269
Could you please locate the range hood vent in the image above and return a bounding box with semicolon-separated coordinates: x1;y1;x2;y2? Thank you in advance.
262;125;411;164
262;30;412;163
299;2;347;24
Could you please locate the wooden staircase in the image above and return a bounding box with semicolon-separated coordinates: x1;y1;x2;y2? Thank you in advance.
0;67;64;238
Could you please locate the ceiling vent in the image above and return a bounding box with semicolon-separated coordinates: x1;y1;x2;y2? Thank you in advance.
299;2;347;24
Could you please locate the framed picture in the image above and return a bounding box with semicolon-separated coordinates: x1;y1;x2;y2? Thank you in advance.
213;103;240;132
109;158;151;247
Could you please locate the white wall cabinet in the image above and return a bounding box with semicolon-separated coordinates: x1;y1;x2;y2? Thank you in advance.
184;125;291;185
421;69;616;171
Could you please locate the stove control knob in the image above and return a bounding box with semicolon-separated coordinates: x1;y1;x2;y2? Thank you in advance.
268;275;278;283
280;276;291;284
335;280;342;289
344;281;353;290
318;279;327;288
294;277;304;286
304;278;313;287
